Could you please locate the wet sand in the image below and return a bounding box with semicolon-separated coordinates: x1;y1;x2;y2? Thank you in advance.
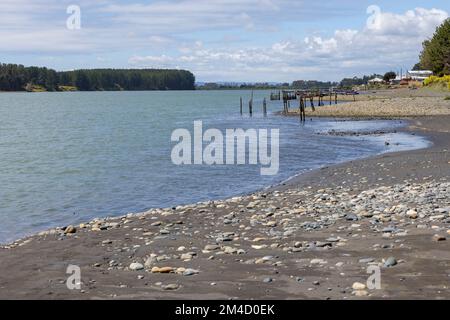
0;97;449;300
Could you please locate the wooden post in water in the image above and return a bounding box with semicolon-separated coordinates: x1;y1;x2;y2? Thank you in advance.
329;92;332;105
240;97;243;115
249;100;253;116
263;98;267;117
299;96;305;122
335;92;338;104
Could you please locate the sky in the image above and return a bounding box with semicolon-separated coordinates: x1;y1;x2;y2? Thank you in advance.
0;0;449;82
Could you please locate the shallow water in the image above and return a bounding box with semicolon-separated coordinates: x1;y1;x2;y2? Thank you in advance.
0;90;429;243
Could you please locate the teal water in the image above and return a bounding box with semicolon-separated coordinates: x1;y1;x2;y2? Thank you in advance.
0;90;429;243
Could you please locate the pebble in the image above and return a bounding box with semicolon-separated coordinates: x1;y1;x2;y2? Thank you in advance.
204;244;220;251
183;268;200;276
359;258;375;264
384;257;398;268
151;267;174;273
433;234;446;242
406;209;418;219
310;258;327;265
64;226;77;234
263;277;273;283
352;282;366;290
162;284;179;291
129;263;144;271
353;290;369;297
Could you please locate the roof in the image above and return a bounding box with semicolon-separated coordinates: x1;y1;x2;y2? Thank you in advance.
407;70;433;75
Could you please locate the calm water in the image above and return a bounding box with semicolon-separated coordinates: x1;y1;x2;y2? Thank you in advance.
0;90;429;243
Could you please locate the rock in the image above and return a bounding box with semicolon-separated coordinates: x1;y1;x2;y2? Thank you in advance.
129;263;144;271
223;246;237;254
204;244;220;251
310;258;327;265
346;214;358;221
151;267;174;273
353;290;369;297
315;241;332;248
65;226;77;234
251;245;268;250
180;253;193;260
384;257;397;268
263;277;273;283
183;268;199;276
162;283;179;291
406;209;418;219
359;258;375;264
177;246;186;251
352;282;366;290
433;234;446;242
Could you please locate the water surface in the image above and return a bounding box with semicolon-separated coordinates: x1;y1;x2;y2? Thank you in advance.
0;90;429;243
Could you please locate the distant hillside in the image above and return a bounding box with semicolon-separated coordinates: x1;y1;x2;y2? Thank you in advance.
0;63;196;92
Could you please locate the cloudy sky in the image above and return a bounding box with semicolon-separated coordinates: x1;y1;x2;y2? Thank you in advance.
1;0;449;82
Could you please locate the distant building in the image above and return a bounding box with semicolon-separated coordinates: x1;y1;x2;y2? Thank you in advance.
407;70;433;81
368;77;384;84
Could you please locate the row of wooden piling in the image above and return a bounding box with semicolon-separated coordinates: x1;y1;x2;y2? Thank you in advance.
240;96;267;117
241;89;355;120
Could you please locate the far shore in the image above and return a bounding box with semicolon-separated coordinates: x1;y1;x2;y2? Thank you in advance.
0;90;449;300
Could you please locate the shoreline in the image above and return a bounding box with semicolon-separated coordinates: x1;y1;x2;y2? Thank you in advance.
0;99;449;299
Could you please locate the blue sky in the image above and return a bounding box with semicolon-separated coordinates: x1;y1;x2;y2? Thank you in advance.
1;0;449;82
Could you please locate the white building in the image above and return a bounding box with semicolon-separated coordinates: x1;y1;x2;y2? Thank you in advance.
407;70;433;81
368;77;384;84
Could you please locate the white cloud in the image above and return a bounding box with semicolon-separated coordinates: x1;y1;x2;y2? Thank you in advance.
128;7;449;81
0;1;448;81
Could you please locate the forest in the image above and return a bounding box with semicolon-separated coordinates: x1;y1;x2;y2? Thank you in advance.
0;63;196;91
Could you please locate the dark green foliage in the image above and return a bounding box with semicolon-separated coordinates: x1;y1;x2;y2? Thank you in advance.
0;63;195;91
383;71;397;82
420;18;450;76
291;80;338;89
412;63;422;70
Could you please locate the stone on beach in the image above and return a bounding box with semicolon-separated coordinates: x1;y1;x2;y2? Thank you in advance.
64;226;77;234
352;282;366;290
151;267;174;273
384;257;398;268
129;263;144;271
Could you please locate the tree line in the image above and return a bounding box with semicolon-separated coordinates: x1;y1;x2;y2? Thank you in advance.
0;63;196;91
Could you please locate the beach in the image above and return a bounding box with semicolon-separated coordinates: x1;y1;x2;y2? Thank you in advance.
0;91;449;300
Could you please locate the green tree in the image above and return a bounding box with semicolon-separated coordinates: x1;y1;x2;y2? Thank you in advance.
420;18;450;76
383;71;397;82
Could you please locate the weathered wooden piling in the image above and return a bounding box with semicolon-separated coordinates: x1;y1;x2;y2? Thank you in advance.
310;96;315;112
299;96;305;122
263;98;267;117
240;97;243;115
249;99;253;116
